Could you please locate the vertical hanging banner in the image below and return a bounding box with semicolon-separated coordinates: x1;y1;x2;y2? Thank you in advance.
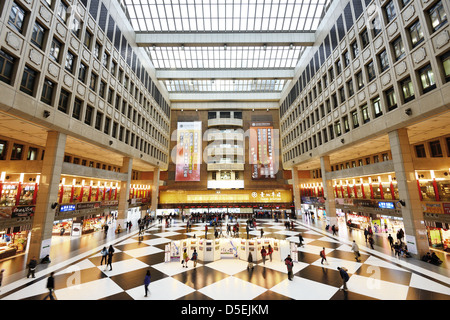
249;122;278;179
175;122;202;181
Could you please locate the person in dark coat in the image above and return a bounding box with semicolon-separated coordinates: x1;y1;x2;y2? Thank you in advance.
144;270;151;297
285;254;293;280
337;267;349;291
27;256;37;278
43;272;55;300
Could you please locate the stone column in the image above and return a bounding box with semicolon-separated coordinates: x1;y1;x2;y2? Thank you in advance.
150;168;160;213
117;157;133;228
291;167;301;218
320;156;338;226
28;131;66;260
388;128;428;258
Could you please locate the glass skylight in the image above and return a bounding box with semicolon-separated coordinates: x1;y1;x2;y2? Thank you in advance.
121;0;332;32
146;46;304;69
164;79;288;93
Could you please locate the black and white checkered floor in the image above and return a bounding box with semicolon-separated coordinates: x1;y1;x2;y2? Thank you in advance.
1;218;450;300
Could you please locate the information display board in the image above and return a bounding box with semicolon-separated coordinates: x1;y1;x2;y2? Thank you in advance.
175;122;202;181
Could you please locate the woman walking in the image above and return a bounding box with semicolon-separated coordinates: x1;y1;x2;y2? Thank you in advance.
144;270;151;297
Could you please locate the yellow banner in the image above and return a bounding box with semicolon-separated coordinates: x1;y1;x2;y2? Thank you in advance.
160;189;292;204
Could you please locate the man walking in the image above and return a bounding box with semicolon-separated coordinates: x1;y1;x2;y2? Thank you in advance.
337;267;349;291
351;240;361;262
43;272;56;300
285;254;294;281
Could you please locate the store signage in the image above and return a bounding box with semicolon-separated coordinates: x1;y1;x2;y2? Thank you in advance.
249;122;278;179
101;200;119;207
378;201;395;210
442;203;450;215
175;121;202;181
11;206;35;217
76;202;101;210
353;199;377;208
59;204;76;212
422;203;444;214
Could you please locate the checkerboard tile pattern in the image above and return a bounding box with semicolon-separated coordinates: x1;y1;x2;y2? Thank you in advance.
1;219;450;300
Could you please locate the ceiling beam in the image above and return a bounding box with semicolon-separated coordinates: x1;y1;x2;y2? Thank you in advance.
135;32;315;47
156;68;294;80
168;92;281;102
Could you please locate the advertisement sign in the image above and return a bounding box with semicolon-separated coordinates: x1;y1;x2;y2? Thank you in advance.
59;204;76;213
422;203;443;214
11;206;35;218
378;201;395;210
176;122;202;181
443;203;450;215
249;122;277;179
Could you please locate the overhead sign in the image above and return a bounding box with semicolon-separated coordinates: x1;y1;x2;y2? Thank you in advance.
249;122;277;179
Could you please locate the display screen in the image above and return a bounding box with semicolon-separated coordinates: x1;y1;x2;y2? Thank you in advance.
249;122;277;179
175;122;202;181
378;201;395;209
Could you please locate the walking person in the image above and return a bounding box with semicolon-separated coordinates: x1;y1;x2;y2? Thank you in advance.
100;247;108;266
267;244;273;262
285;254;294;281
43;272;56;300
191;249;198;268
368;235;374;249
298;233;304;247
351;240;361;262
260;228;264;238
337;267;349;291
320;247;328;265
388;234;394;250
247;252;254;271
107;245;115;271
205;224;208;239
182;249;189;268
364;228;369;242
260;246;267;265
144;270;151;297
27;256;37;278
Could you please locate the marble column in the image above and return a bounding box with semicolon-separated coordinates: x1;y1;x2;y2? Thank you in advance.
388;128;428;258
28;131;66;260
320;155;338;226
150;168;160;213
291;167;301;218
116;157;133;228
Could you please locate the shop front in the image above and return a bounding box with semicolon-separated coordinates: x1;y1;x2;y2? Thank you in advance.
423;202;450;252
0;229;29;260
301;196;327;221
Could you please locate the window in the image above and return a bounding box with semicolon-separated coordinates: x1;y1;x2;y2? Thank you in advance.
56;1;68;24
356;71;364;90
428;1;447;33
93;42;101;60
20;66;37;96
360;29;370;49
351;41;359;59
351;109;359;128
26;147;38;160
401;77;415;102
441;51;450;83
334;121;342;137
89;73;98;91
40;78;54;105
8;2;26;34
343;116;350;133
220;111;231;118
384;1;396;24
31;22;46;49
0;49;16;85
112;122;118;138
385;87;397;111
392;36;405;61
65;51;75;73
49;38;62;63
378;50;389;72
58;89;70;113
361;104;370;123
415;144;426;158
84;31;93;50
339;86;346;103
343;51;350;68
104;117;111;134
418;64;436;93
72;98;83;120
409;20;424;48
372;96;383;118
234;111;242;119
84;105;94;125
102;51;109;68
99;81;106;98
429;140;443;157
10;143;24;160
401;0;412;8
111;60;117;77
78;62;87;83
366;61;376;82
70;15;81;38
336;59;342;75
372;15;382;37
329;66;335;81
